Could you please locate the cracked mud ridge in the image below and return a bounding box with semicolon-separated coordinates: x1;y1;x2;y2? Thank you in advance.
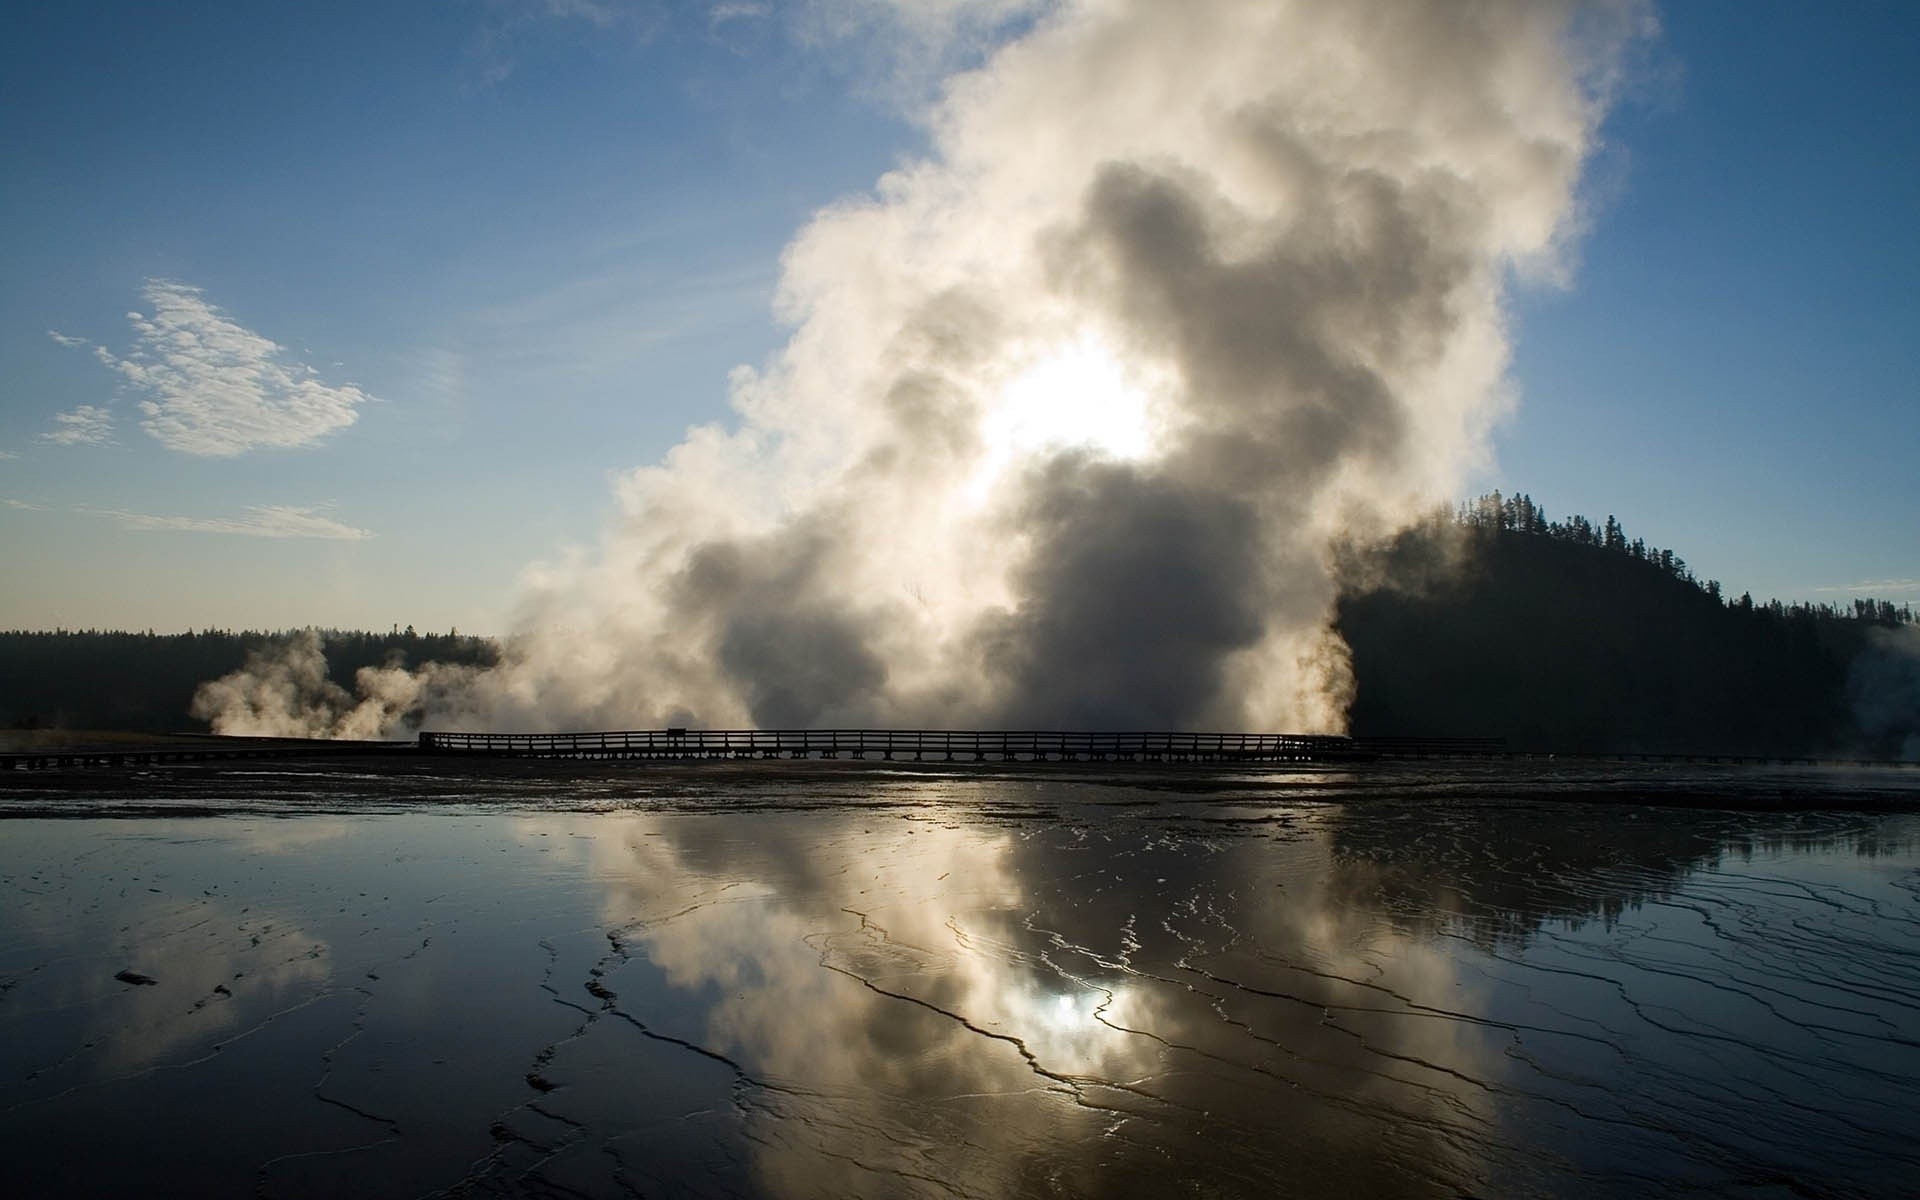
1;762;1917;1197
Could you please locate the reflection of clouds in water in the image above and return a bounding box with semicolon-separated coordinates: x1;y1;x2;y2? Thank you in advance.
2;814;360;1078
52;822;352;1070
90;898;331;1071
2;880;330;1087
223;816;359;855
528;810;1497;1197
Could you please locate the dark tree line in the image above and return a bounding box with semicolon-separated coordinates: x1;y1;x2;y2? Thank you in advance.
1454;491;1915;625
0;627;497;733
1337;493;1915;757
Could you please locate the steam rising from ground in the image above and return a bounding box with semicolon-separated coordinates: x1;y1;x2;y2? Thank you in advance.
191;631;479;740
199;0;1643;738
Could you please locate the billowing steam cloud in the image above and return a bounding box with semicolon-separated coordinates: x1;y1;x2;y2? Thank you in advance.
198;0;1645;738
190;630;477;740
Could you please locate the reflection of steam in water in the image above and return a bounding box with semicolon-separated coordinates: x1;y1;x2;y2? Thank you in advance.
503;802;1920;1198
3;794;1914;1197
524;811;1502;1197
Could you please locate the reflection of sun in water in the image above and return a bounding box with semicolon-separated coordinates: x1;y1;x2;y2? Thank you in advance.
965;336;1164;506
1008;980;1143;1075
1047;989;1103;1031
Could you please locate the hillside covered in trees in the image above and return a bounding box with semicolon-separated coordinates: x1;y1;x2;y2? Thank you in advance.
1335;493;1919;758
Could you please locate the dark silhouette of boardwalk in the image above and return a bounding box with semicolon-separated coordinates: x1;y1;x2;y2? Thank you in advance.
8;731;1912;773
417;728;1382;762
0;738;411;771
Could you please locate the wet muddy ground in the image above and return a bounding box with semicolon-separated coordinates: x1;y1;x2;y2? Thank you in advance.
2;760;1917;1197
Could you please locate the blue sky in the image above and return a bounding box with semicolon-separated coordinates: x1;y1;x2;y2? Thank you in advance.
2;1;1915;634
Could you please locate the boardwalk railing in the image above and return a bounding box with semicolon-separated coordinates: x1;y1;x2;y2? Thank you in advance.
0;739;412;772
417;728;1363;762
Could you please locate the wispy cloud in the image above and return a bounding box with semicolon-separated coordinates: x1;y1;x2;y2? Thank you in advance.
709;1;770;27
41;404;115;446
795;0;1047;103
86;504;376;541
540;0;642;27
79;280;372;457
462;256;772;379
0;449;19;461
1815;579;1920;596
47;330;89;348
469;0;667;85
5;498;48;511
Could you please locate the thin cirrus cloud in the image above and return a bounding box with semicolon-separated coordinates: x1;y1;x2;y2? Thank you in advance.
708;1;770;27
41;404;115;446
469;0;667;84
1816;580;1920;597
86;504;376;541
72;280;373;458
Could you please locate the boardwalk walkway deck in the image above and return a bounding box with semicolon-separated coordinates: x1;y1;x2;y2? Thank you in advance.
12;731;1903;773
0;740;412;771
417;728;1370;763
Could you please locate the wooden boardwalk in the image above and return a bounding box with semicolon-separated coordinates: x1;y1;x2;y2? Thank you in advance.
8;731;1905;772
412;731;1911;768
417;728;1368;763
0;740;412;772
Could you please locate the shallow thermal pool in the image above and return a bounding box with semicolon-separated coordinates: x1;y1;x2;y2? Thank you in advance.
2;762;1917;1197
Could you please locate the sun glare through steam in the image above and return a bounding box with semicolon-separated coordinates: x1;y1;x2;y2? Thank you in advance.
968;335;1161;505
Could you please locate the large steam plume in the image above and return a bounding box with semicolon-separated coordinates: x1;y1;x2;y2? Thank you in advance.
199;0;1645;738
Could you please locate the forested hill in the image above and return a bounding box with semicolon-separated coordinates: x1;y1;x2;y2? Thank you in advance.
0;628;496;735
1336;493;1919;758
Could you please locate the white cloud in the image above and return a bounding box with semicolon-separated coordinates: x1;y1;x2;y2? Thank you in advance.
42;404;115;446
90;280;372;457
0;449;19;461
87;504;376;541
47;330;89;348
5;498;48;511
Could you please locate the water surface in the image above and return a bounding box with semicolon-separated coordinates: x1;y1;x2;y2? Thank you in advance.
1;762;1916;1197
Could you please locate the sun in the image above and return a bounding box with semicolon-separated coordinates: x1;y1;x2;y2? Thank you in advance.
964;335;1163;505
